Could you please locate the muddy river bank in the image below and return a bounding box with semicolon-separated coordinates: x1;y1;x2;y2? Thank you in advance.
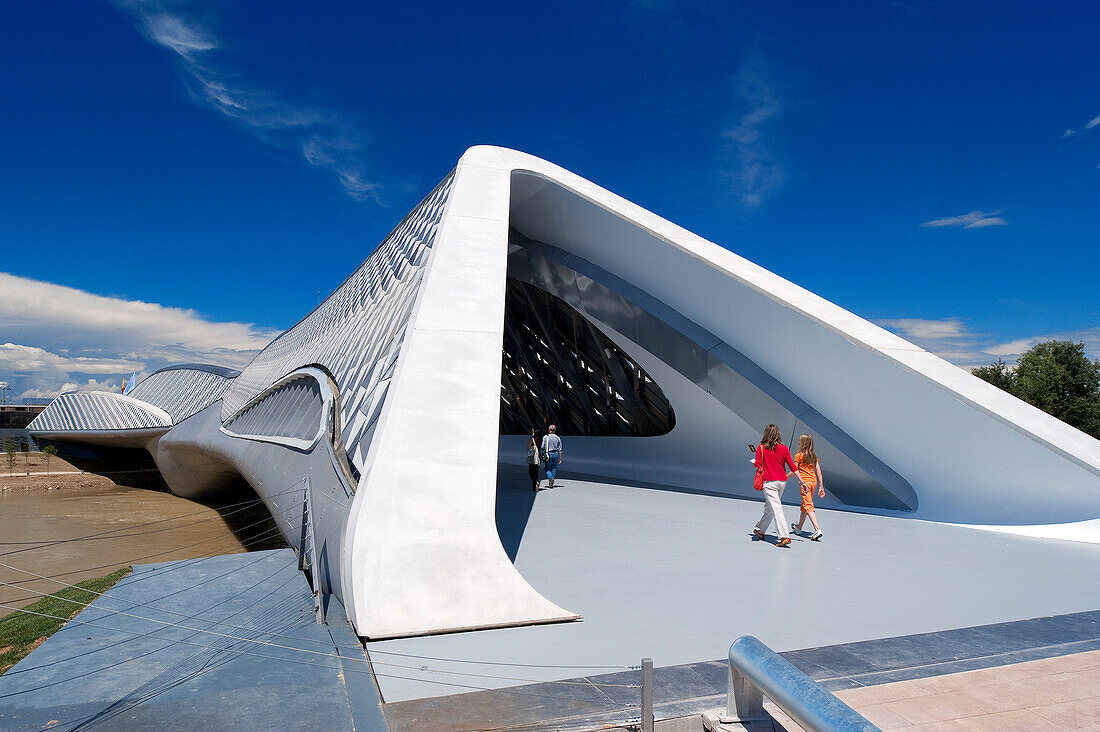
0;466;285;608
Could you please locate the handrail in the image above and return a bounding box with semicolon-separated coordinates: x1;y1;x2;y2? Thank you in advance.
722;636;880;731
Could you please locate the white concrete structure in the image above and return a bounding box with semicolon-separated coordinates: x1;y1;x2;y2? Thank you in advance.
30;146;1100;640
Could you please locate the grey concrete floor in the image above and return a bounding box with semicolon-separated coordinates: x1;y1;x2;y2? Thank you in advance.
366;466;1100;702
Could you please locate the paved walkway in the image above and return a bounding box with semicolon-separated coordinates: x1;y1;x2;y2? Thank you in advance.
384;609;1100;731
768;649;1100;730
368;466;1100;702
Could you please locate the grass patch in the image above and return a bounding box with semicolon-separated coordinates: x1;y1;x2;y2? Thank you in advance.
0;567;132;674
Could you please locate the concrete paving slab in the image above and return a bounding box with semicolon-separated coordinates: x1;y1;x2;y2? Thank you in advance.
367;466;1100;702
830;649;1100;731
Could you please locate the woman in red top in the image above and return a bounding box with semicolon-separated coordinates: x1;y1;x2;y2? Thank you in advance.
751;424;803;547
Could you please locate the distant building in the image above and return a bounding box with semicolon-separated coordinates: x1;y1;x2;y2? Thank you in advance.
1;403;46;451
1;403;46;430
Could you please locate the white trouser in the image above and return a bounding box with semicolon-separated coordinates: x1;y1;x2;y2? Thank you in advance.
755;480;789;539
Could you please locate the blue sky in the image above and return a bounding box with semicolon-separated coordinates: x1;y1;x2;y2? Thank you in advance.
1;1;1097;398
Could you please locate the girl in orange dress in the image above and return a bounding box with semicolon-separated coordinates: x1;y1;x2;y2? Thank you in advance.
791;434;826;541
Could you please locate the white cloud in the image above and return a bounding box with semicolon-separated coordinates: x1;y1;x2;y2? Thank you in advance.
920;210;1007;229
987;338;1038;357
723;58;786;208
19;379;123;400
0;273;275;357
988;328;1100;361
878;317;969;341
0;272;277;399
877;317;994;367
1063;113;1100;137
142;11;216;58
301;136;377;200
0;343;141;375
878;317;1100;368
114;1;378;201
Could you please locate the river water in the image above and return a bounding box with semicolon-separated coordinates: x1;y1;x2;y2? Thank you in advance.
0;481;285;608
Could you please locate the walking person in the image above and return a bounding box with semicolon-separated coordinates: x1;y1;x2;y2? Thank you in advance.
527;429;542;492
751;424;801;548
791;434;826;540
541;425;563;489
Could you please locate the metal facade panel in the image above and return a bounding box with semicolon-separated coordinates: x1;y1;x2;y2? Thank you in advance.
28;391;169;432
222;171;454;473
128;367;235;424
222;374;323;442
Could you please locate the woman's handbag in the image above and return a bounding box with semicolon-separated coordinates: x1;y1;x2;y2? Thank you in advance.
527;446;540;465
753;446;765;491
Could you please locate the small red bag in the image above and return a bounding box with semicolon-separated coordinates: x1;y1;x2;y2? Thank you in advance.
753;445;765;491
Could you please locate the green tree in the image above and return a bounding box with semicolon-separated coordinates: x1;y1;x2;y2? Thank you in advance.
976;340;1100;439
1013;341;1100;438
42;445;58;476
972;359;1015;392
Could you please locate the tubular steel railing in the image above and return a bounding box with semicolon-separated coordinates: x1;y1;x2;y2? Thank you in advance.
721;636;880;731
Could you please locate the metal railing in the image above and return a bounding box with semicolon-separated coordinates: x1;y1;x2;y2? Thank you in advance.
721;635;880;731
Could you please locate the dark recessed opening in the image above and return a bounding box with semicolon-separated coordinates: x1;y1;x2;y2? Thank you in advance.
499;278;675;437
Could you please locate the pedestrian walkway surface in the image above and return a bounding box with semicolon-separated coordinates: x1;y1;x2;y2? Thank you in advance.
367;467;1100;702
382;609;1100;731
811;648;1100;730
0;549;384;732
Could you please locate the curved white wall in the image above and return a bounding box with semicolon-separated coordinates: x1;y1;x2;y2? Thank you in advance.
502;159;1100;528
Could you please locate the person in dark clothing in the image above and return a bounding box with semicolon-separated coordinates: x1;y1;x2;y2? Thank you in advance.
526;428;542;491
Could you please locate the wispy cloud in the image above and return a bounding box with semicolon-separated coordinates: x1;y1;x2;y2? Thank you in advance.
920;210;1007;229
114;1;378;201
0;272;277;399
879;317;969;341
878;317;994;367
1063;113;1100;138
141;10;216;58
987;328;1100;361
0;344;137;399
0;343;141;375
723;57;786;209
878;317;1100;369
19;380;124;401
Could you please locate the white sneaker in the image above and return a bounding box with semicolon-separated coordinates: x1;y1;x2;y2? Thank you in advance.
811;531;823;541
790;523;800;533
